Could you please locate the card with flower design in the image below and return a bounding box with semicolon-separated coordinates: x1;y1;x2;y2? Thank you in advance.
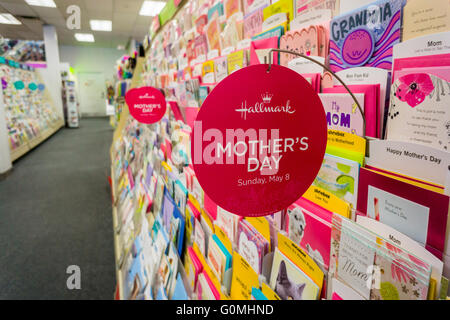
386;73;450;152
330;214;431;300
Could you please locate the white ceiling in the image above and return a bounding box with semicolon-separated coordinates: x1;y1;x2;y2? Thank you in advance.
0;0;162;48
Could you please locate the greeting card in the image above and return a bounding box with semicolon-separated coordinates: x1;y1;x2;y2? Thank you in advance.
208;1;224;19
319;93;365;136
331;277;365;300
252;25;285;41
313;153;360;208
263;0;294;21
323;83;380;138
205;17;222;53
197;271;220;300
279;26;320;66
207;234;232;282
227;49;247;74
386;73;450;152
214;56;228;83
230;251;260;299
365;139;450;190
357;216;444;299
277;233;324;291
402;0;450;42
237;219;268;274
244;8;265;39
243;0;270;15
221;16;242;49
392;32;450;82
224;0;242;19
250;36;279;65
357;167;450;256
286;198;332;271
330;215;431;300
269;248;320;300
329;0;403;72
202;60;215;83
185;246;203;291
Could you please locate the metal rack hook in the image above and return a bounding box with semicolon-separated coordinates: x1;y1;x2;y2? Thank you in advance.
266;48;366;138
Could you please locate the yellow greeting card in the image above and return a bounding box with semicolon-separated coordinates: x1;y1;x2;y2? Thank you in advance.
230;252;259;300
245;217;271;251
227;50;246;74
277;232;324;291
214;225;233;254
261;282;280;300
263;0;294;22
303;185;351;218
326;129;366;166
402;0;450;41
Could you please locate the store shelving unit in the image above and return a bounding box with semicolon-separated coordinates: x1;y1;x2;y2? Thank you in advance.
10;118;64;161
110;57;145;300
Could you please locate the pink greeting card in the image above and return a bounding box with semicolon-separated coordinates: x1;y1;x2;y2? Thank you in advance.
302;73;321;93
357;167;450;257
279;26;320;66
393;53;450;82
243;8;265;39
250;36;279;65
319;93;365;136
286;197;332;271
168;101;184;122
323;84;379;138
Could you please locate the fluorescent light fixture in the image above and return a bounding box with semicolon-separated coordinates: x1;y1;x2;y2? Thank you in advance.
90;20;112;32
0;13;22;25
74;33;95;42
139;1;166;16
25;0;57;8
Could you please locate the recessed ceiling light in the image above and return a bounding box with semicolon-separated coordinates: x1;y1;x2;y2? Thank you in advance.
24;0;57;8
90;20;112;31
74;33;95;42
139;1;166;16
0;13;22;25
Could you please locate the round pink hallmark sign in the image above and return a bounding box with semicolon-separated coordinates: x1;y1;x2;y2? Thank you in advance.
191;64;327;217
125;86;167;124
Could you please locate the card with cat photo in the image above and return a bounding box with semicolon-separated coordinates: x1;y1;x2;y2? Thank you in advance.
270;248;320;300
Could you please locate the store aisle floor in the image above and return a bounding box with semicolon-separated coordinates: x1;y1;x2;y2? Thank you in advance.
0;118;115;299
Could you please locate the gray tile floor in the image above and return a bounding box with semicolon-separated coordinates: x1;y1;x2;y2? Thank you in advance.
0;118;116;299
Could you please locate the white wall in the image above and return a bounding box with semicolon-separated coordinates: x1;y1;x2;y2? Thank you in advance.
0;86;12;174
59;45;125;116
43;25;64;121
